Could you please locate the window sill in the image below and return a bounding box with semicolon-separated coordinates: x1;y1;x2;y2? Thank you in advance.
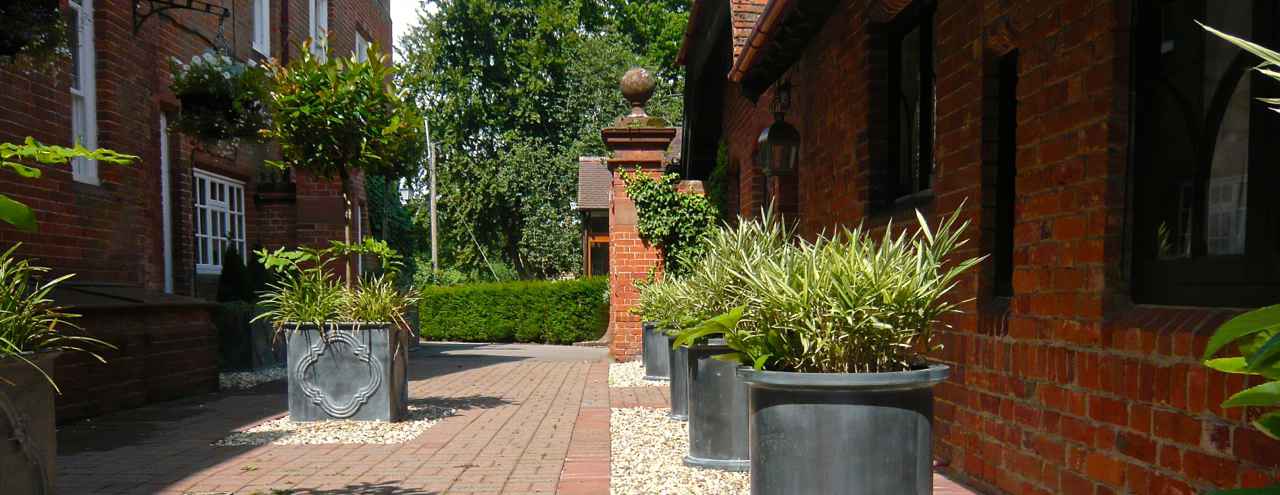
893;189;935;209
252;44;270;58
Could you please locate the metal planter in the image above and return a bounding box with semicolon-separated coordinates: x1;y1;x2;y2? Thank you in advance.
684;340;749;471
287;323;409;422
641;321;670;380
667;334;688;420
0;353;58;495
739;365;951;495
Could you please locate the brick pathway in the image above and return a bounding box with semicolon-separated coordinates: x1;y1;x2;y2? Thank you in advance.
56;343;979;494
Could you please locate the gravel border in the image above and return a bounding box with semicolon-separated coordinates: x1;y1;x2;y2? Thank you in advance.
218;367;287;391
212;403;456;446
609;361;666;388
611;407;749;494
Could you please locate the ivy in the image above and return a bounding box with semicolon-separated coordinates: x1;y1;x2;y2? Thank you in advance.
622;169;719;276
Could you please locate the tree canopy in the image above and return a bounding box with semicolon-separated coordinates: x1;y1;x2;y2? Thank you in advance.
398;0;687;278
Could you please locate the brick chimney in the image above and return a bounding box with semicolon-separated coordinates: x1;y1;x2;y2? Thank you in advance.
602;68;677;361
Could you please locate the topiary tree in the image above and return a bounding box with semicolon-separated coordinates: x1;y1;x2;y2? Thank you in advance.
261;42;426;280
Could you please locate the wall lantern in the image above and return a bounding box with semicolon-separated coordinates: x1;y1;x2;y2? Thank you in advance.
756;80;800;176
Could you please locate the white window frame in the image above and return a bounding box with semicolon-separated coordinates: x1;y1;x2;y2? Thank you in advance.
69;0;98;185
309;0;328;60
253;0;271;56
193;169;247;275
161;114;175;293
355;32;369;62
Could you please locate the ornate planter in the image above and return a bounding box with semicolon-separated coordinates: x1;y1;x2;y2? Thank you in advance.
286;323;408;422
739;365;950;494
667;334;689;420
641;321;670;380
684;339;749;471
0;352;58;495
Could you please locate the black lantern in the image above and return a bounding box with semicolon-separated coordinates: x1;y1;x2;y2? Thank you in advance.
756;80;800;176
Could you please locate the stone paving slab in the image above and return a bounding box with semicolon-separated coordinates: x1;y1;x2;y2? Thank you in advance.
57;343;977;494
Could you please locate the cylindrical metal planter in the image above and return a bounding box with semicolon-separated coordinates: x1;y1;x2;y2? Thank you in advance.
667;335;689;420
684;340;749;471
641;321;670;381
739;365;951;495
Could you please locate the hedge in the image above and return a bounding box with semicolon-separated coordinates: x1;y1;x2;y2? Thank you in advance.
419;277;608;344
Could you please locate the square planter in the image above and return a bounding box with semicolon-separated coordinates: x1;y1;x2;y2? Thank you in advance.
287;323;408;422
642;321;670;380
0;352;58;495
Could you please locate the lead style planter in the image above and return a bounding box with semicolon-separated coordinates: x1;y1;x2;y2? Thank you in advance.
641;321;670;380
667;334;689;420
287;323;409;422
684;339;749;471
738;364;951;494
0;353;58;495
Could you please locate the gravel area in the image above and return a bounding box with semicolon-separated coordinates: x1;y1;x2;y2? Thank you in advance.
609;361;666;388
218;367;287;391
212;403;455;446
611;407;749;495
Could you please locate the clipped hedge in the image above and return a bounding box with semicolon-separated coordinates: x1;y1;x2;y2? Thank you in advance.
419;277;608;344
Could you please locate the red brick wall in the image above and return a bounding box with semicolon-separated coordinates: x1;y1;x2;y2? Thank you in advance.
708;0;1279;493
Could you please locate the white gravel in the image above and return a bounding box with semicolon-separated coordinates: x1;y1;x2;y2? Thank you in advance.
609;361;666;388
219;367;287;391
212;403;455;446
611;407;749;495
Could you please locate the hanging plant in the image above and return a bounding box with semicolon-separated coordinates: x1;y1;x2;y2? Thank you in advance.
0;0;70;69
169;52;271;142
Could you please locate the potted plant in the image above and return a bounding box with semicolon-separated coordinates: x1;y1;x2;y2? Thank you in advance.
635;276;695;417
0;244;113;494
678;208;982;494
634;278;674;380
256;239;418;422
169;52;271;143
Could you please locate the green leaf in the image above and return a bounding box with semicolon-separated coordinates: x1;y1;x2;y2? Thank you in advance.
1254;412;1280;441
1203;304;1280;360
0;194;36;232
1209;485;1280;495
1248;332;1280;371
1;160;42;178
1223;381;1280;408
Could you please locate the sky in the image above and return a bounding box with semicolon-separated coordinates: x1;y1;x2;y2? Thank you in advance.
390;0;431;54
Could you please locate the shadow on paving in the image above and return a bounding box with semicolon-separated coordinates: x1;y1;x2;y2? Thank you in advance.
55;343;572;494
268;481;440;494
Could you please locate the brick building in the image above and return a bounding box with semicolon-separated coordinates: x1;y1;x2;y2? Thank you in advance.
0;0;391;421
681;0;1279;493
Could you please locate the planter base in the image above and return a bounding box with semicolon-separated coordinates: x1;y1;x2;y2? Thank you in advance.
0;353;58;495
287;323;408;422
683;455;749;472
686;340;749;471
668;339;688;420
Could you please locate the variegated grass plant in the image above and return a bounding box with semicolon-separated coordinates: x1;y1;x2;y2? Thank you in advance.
0;243;112;392
677;208;983;373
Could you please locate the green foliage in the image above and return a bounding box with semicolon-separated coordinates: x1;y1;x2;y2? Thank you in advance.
672;208;984;373
169;53;271;142
366;175;423;284
418;277;608;344
216;246;252;303
633;276;696;333
263;43;425;184
706;141;731;218
622;170;719;276
0;1;70;70
254;241;419;333
213;301;256;371
1;137;137;231
398;1;684;277
1201;22;1280;113
0;244;113;392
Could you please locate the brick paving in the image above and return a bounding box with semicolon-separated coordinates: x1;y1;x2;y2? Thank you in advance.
57;343;979;494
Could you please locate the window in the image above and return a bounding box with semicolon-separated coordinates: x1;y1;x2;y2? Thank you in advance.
355;32;369;62
193;170;247;274
309;0;328;59
1132;0;1280;306
253;0;270;56
886;1;935;201
984;50;1018;299
69;0;97;185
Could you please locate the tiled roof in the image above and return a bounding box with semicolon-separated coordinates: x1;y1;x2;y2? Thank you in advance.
679;0;768;67
576;157;610;210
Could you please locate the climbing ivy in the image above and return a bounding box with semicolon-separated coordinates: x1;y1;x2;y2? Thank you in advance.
622;169;719;276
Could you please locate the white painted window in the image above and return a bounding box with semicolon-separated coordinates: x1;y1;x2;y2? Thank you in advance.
69;0;98;185
355;32;369;62
253;0;270;56
309;0;328;60
161;114;174;293
193;170;247;274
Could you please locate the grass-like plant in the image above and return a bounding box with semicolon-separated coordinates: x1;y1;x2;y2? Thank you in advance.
0;244;112;392
676;208;983;373
254;240;418;334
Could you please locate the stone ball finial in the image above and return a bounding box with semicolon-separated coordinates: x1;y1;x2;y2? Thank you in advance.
620;67;656;117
